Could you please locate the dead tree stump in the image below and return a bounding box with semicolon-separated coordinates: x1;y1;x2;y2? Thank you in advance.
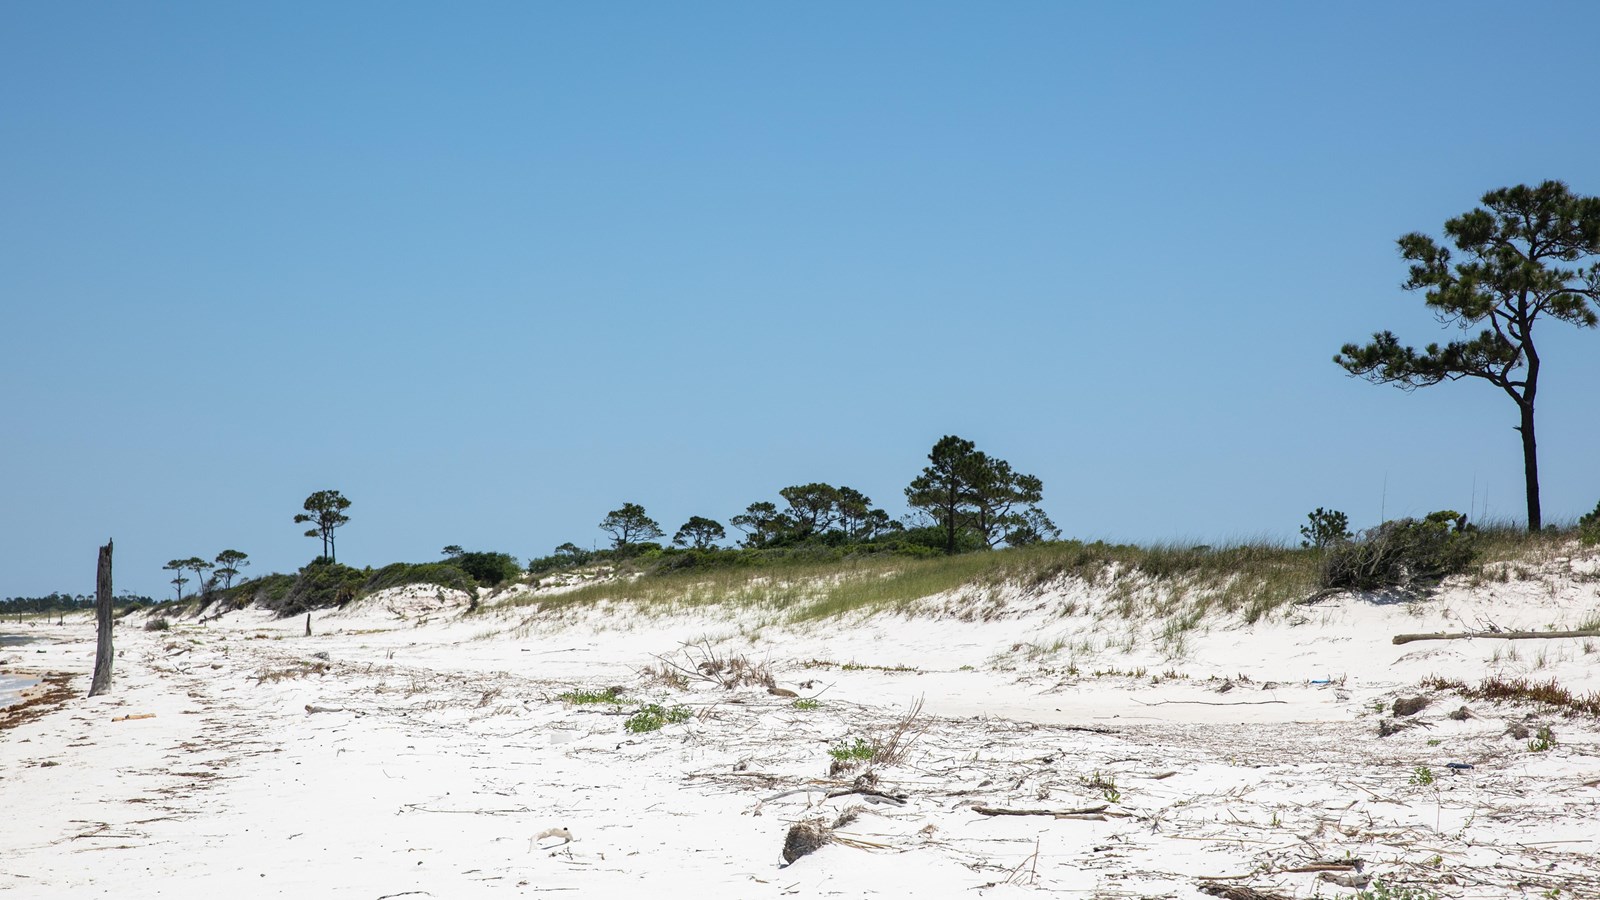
88;539;114;698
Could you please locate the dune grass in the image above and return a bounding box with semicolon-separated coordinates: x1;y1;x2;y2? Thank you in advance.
495;529;1592;636
500;539;1324;625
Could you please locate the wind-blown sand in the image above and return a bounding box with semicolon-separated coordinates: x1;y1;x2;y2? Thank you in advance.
2;557;1598;899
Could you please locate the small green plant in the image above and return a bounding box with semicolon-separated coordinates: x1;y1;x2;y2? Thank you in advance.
829;737;876;763
1425;738;1441;747
557;686;626;705
793;698;821;711
1081;770;1121;804
1528;724;1556;752
1541;889;1561;899
623;703;691;733
1410;765;1435;786
144;617;171;632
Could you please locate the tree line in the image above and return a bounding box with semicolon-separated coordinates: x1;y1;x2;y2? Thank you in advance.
538;434;1059;568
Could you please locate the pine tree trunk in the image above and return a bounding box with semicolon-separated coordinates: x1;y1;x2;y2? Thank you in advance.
1519;401;1541;532
88;540;114;698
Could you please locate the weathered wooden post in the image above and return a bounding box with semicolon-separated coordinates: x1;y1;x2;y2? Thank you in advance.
305;612;312;637
88;539;114;698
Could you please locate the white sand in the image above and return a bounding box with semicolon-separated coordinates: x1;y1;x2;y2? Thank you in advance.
3;557;1598;899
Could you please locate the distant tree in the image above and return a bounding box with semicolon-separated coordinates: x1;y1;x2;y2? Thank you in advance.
859;508;902;540
1336;181;1600;532
778;483;841;539
163;560;190;602
183;557;214;597
905;436;981;555
1002;508;1060;547
213;550;250;590
295;490;352;562
441;545;465;558
729;501;792;548
1300;508;1352;549
598;502;664;549
553;542;588;558
906;436;1055;553
965;456;1049;548
672;516;726;550
823;486;870;540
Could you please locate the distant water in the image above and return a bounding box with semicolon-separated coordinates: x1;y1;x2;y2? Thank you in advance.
0;633;36;647
0;674;39;709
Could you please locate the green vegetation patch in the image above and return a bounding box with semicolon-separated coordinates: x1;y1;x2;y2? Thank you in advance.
557;686;627;705
828;738;876;763
623;704;692;733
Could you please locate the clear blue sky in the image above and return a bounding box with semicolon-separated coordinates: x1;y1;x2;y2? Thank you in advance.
4;2;1598;598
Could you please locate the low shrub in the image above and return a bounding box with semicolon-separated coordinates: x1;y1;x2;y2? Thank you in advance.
278;561;367;616
623;704;691;733
447;551;521;586
1580;500;1600;545
1321;511;1476;591
144;617;170;632
360;562;476;597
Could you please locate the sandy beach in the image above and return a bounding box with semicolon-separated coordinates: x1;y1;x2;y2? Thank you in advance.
3;554;1599;899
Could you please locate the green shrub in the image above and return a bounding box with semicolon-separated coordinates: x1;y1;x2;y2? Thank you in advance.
278;561;367;616
448;551;521;586
1580;501;1600;545
144;617;170;632
359;562;476;597
623;704;692;733
1321;511;1476;591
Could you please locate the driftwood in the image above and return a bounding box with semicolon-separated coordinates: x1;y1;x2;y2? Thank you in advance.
1392;629;1600;645
1199;884;1293;900
111;713;155;722
972;804;1119;820
88;540;114;698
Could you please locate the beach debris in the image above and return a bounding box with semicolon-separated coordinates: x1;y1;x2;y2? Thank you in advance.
1445;762;1474;771
1392;628;1600;645
1318;870;1372;888
1376;719;1408;737
111;713;155;722
528;826;573;852
781;816;835;864
972;804;1111;820
304;704;345;714
1392;696;1429;717
1447;705;1472;720
1198;883;1293;900
310;651;330;661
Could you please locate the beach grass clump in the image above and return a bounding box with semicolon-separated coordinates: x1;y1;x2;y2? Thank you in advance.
623;703;691;733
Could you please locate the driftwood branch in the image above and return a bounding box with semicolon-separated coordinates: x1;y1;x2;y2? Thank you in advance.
972;804;1114;820
1199;884;1293;900
1392;629;1600;645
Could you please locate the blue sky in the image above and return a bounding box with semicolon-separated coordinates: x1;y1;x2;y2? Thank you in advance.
4;2;1598;598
